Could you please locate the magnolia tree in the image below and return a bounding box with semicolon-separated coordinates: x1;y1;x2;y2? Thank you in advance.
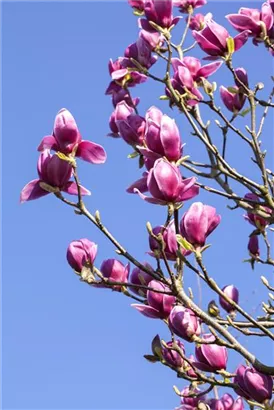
20;0;274;409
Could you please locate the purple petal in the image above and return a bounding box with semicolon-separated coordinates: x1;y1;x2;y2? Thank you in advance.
131;304;161;318
133;188;167;205
20;179;49;203
76;140;107;164
37;135;58;152
197;61;223;79
127;173;148;193
62;182;91;196
193;31;222;56
233;30;250;51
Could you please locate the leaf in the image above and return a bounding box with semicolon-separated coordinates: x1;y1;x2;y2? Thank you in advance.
239;107;251;117
176;234;194;251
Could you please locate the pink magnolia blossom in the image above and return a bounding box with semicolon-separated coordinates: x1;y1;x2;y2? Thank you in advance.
194;334;228;372
100;259;130;290
134;158;199;205
180;386;207;408
193;20;250;57
67;239;97;273
189;12;212;31
38;109;106;164
105;57;147;95
244;193;272;229
226;3;274;41
128;0;145;12
168;305;201;341
248;235;260;257
234;365;273;403
219;285;239;313
139;106;183;163
132;280;176;319
129;263;154;296
207;395;244;410
144;0;180;29
20;150;90;203
124;37;158;69
162;340;185;368
180;202;221;248
148;220;191;261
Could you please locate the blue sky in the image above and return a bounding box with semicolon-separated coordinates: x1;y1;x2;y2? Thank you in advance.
2;1;274;409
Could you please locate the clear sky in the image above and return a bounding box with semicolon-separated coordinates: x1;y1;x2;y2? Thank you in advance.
2;1;274;409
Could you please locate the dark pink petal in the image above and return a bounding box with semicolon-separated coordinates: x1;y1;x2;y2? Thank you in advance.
233;30;250;51
193;31;222;56
62;182;91;196
261;3;274;31
76;140;107;164
127;173;148;193
131;304;161;318
20;179;49;203
179;183;199;202
37;135;58;152
226;14;258;33
177;66;194;89
197;61;223;78
133;189;167;205
207;20;229;48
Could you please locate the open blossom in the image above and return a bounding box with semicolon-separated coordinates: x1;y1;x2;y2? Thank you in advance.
169;305;201;341
172;57;222;82
244;193;272;229
105;57;147;95
20;150;90;203
169;56;222;105
194;334;228;372
162;340;185;368
125;37;158;69
180;202;221;248
226;3;274;41
148;220;191;261
100;259;130;290
67;239;97;273
189;13;212;30
169;62;203;106
219;285;239;313
139;106;183;163
129;263;154;296
193;20;250;57
37;109;106;164
132;280;176;319
220;67;248;112
173;0;207;14
207;395;244;410
134;158;199;205
116;113;146;146
234;365;273;403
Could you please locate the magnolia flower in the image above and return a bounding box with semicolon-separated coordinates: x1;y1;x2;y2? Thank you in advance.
20;150;90;203
38;109;106;164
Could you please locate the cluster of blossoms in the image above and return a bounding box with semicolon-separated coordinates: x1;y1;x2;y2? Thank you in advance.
21;0;274;408
20;109;106;202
